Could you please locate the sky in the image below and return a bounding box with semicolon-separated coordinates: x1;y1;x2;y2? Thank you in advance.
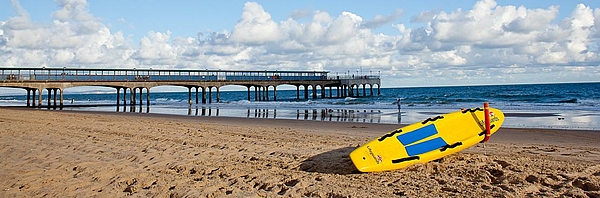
1;0;600;88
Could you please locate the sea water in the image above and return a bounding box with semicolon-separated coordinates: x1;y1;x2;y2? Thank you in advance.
1;82;598;130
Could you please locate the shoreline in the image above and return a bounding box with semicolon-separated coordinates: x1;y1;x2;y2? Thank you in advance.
1;108;599;197
8;105;600;132
4;104;600;131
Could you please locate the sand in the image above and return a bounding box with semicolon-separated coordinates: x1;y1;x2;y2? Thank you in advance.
0;108;599;197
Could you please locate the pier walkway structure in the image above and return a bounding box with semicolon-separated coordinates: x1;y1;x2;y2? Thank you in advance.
0;68;381;108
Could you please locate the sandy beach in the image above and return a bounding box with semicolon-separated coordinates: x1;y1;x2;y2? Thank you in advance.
0;108;599;197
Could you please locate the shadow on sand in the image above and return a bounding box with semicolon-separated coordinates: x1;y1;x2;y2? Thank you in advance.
299;147;361;175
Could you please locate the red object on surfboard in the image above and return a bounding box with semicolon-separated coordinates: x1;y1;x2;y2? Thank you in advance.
483;102;491;142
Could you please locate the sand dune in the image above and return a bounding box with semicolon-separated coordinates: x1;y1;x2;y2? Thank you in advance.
0;108;599;197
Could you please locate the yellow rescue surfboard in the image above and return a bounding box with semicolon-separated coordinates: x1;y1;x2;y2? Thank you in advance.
350;107;505;172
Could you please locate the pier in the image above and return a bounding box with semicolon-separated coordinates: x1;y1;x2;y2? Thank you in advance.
0;68;381;108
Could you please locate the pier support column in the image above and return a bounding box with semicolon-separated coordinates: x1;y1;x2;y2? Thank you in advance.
347;85;350;97
129;88;133;106
129;88;135;112
347;86;354;97
195;87;199;104
131;88;137;106
321;85;326;99
273;86;277;101
208;87;213;103
139;87;143;106
296;85;300;100
312;85;317;99
52;89;57;108
247;86;251;101
47;88;52;108
216;87;220;103
370;84;373;96
259;86;264;101
146;88;151;106
255;86;259;101
255;87;260;101
264;86;269;101
202;87;207;104
26;89;31;107
123;88;128;106
116;88;121;106
59;88;64;108
188;87;192;105
37;89;42;108
304;85;309;100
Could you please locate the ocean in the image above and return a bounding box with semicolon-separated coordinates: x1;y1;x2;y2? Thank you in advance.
1;82;599;130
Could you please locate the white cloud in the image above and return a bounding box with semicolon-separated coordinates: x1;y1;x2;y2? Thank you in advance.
0;0;599;86
430;50;467;66
229;2;282;45
324;12;363;44
0;0;132;67
136;31;176;60
502;64;526;74
502;6;558;33
53;49;75;63
565;4;595;62
565;66;586;72
536;51;568;64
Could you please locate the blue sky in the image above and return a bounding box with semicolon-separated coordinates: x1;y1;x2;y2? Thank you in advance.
3;1;589;42
1;0;599;88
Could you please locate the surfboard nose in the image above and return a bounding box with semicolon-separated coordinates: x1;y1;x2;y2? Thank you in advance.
349;147;372;172
350;143;391;172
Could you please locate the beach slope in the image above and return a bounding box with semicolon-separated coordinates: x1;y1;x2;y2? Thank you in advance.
0;108;599;197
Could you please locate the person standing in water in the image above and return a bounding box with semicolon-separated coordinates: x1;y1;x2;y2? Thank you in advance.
397;98;402;124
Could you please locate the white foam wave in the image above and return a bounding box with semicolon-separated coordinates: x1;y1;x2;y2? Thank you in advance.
344;97;357;101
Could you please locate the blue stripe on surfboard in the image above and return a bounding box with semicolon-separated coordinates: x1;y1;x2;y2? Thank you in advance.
405;137;448;156
396;124;438;145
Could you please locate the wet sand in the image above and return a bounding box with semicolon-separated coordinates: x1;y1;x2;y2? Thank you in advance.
0;108;599;197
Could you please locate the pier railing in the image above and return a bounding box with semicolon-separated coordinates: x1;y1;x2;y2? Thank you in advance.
328;75;380;80
0;68;336;82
